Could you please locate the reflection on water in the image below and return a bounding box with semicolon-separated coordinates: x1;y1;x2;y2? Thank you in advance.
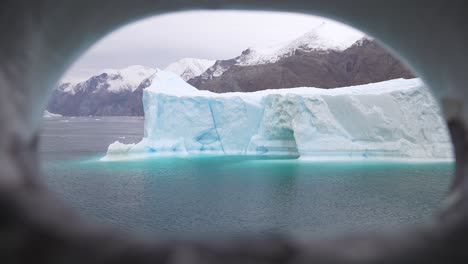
43;155;452;237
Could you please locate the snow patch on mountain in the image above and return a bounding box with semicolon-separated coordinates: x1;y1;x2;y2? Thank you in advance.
99;65;156;93
164;58;215;81
103;70;452;161
238;22;364;66
59;65;156;94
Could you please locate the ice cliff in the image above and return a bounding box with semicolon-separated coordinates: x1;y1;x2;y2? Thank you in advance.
103;70;453;161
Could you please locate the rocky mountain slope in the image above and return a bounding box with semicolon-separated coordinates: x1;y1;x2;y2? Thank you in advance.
188;38;414;93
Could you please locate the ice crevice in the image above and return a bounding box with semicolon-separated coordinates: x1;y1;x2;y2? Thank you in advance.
102;70;453;161
207;100;225;153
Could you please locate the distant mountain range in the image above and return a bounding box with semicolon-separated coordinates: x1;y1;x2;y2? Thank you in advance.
48;24;414;116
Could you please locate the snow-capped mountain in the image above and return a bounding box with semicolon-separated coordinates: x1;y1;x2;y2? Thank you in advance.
48;30;413;116
189;23;365;84
59;65;156;95
102;65;156;92
49;65;157;116
50;59;218;116
238;22;365;66
164;58;215;81
188;37;413;93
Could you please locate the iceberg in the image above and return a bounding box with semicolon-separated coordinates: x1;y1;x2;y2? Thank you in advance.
102;70;453;161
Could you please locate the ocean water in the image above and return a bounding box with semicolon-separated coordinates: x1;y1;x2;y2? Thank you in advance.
40;117;454;237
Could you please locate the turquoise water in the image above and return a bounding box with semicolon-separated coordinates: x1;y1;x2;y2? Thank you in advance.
40;117;454;237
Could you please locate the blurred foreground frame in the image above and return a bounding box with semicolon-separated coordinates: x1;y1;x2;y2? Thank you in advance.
1;0;468;263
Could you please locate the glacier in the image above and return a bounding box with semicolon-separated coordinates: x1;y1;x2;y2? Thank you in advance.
103;70;453;161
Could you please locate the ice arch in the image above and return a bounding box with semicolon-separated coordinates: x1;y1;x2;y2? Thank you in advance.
1;0;468;263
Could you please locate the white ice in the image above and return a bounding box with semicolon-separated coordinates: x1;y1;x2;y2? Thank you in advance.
102;70;453;161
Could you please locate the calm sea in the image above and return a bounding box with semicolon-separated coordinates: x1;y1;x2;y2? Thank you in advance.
40;116;453;238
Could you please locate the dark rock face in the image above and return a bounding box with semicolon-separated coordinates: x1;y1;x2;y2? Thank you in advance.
189;39;415;93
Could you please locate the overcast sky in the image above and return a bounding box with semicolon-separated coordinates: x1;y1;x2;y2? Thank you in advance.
64;10;362;82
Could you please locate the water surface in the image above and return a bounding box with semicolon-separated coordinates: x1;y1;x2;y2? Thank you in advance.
40;117;453;237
